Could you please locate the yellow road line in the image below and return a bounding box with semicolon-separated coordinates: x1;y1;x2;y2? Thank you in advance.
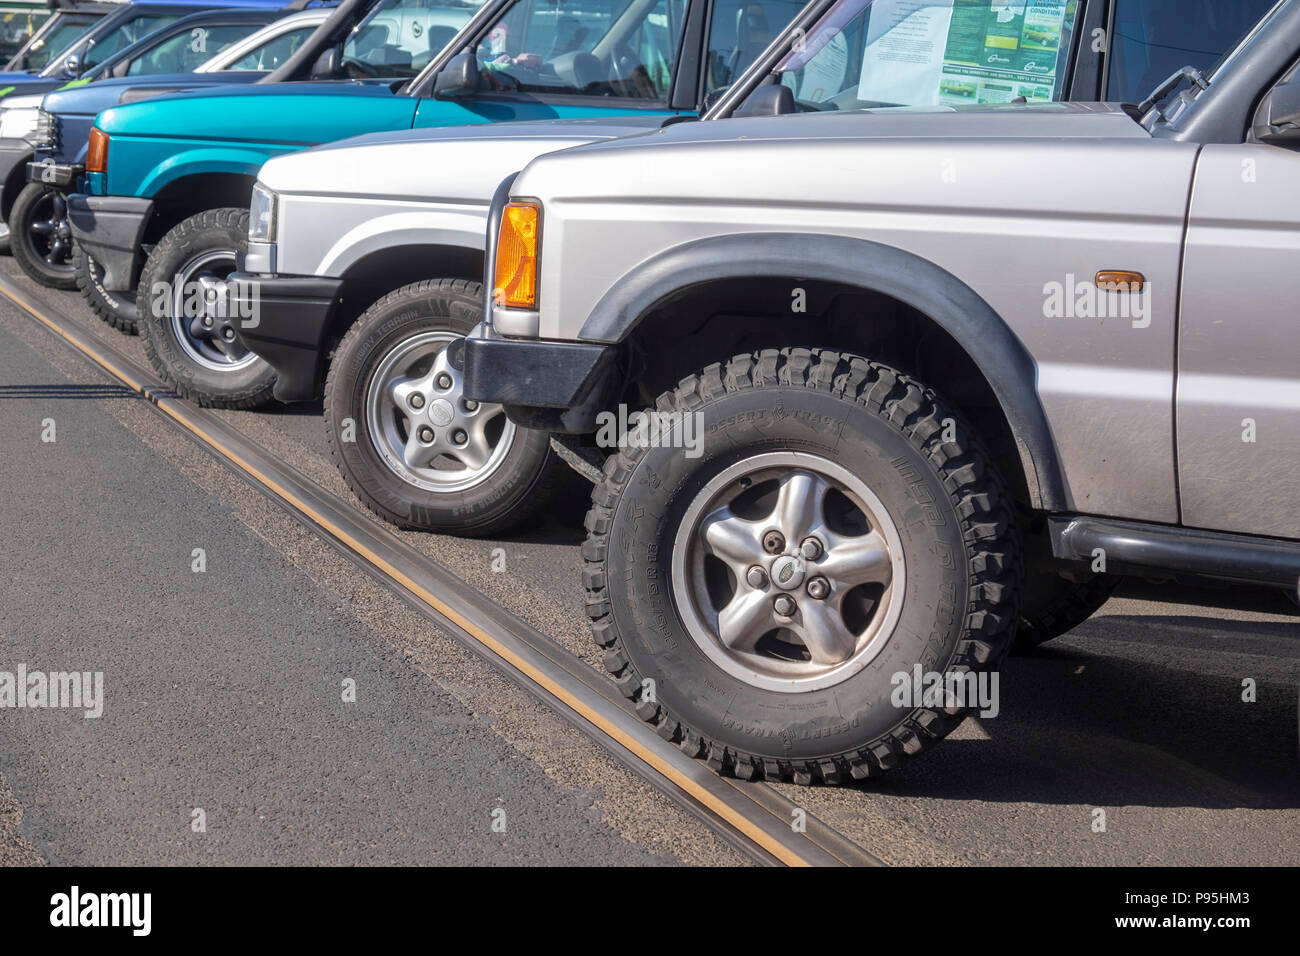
4;281;816;868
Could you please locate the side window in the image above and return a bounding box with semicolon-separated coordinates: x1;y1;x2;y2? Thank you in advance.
226;26;318;71
704;0;805;93
83;14;181;70
775;0;1078;112
342;0;488;79
126;24;266;76
473;0;687;99
1106;0;1278;104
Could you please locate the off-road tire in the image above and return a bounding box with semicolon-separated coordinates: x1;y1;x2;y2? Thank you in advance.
74;245;138;334
325;278;576;536
138;208;274;409
583;348;1022;784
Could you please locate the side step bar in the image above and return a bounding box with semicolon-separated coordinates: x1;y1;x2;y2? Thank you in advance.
1049;515;1300;588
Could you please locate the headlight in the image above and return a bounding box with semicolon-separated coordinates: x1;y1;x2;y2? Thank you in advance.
493;200;540;310
30;109;57;151
0;107;40;143
248;181;277;243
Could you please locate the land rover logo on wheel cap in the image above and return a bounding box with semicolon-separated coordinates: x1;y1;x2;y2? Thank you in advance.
771;555;805;590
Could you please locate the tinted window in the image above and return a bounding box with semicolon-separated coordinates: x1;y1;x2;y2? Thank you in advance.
343;0;486;79
776;0;1079;112
22;14;97;70
226;25;319;71
126;23;269;76
83;14;183;70
1107;0;1279;103
0;6;52;60
473;0;688;99
705;0;805;92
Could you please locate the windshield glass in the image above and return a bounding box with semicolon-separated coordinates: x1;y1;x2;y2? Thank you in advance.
0;5;52;60
773;0;1078;112
220;24;320;71
1111;0;1281;104
472;0;688;99
126;22;272;76
343;0;487;79
20;14;98;70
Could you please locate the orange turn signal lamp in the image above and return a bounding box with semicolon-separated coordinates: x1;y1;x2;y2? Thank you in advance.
86;126;109;174
493;200;540;310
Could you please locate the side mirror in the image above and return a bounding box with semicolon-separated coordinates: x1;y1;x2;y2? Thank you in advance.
61;52;80;78
310;45;340;79
1253;80;1300;143
733;82;794;118
434;51;480;99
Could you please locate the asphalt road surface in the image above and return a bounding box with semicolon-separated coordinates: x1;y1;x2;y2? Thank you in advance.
1;260;1298;866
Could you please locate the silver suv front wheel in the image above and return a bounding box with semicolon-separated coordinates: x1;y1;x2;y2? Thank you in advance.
583;348;1022;784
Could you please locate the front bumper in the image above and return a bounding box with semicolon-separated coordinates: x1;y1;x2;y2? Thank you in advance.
460;327;620;432
66;193;152;292
26;160;81;189
229;268;343;403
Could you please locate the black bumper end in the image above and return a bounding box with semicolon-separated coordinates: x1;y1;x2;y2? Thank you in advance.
27;160;82;190
461;333;619;433
66;193;152;292
230;271;343;403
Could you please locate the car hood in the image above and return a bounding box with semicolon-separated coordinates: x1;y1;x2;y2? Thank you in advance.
42;72;263;115
576;102;1149;155
94;80;413;143
258;115;670;200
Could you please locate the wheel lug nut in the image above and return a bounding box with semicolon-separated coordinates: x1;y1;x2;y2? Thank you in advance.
452;429;467;445
202;316;213;327
772;594;796;617
746;566;768;589
418;426;434;443
800;536;824;560
463;399;478;412
762;530;785;554
409;393;425;409
806;576;830;600
222;328;235;341
436;373;452;389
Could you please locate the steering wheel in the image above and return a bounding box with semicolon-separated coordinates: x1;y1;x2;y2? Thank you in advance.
610;42;640;85
341;56;383;78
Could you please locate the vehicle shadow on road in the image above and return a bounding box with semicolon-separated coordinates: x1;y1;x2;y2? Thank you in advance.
861;591;1300;808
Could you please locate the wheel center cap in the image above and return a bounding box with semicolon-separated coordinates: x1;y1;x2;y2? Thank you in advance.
771;554;805;590
428;398;455;427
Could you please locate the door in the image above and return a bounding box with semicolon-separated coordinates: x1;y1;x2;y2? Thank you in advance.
1177;127;1300;538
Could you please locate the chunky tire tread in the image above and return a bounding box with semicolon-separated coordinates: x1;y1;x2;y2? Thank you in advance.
324;278;576;537
1016;572;1120;649
139;208;273;410
583;347;1022;785
74;245;138;335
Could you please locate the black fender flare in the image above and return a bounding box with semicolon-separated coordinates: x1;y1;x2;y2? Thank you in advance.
578;232;1067;510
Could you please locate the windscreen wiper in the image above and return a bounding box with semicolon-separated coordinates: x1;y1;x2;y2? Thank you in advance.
1136;64;1209;116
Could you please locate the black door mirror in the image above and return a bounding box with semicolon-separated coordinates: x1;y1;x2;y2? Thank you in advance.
733;82;794;118
310;45;340;79
1253;80;1300;143
434;51;480;99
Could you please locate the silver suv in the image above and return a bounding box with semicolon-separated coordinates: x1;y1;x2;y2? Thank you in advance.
461;0;1300;783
